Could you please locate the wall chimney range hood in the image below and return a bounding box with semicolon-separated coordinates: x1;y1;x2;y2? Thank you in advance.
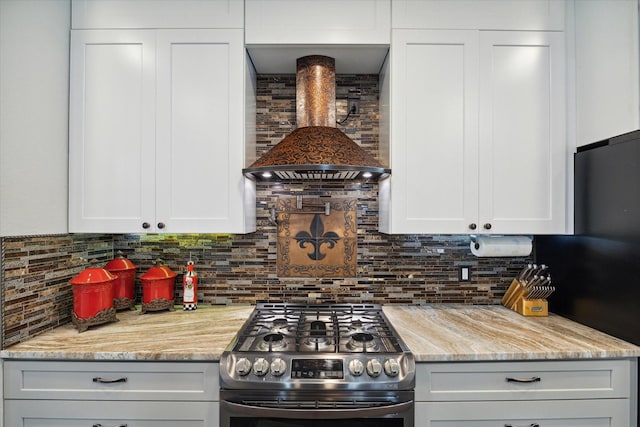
243;55;390;181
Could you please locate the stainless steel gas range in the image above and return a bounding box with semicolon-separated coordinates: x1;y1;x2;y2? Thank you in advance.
220;303;415;427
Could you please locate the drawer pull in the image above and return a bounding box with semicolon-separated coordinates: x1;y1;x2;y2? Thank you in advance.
93;377;128;384
505;424;539;427
506;376;541;383
93;424;128;427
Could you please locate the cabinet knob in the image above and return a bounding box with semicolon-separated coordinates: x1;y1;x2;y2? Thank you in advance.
157;222;166;229
469;223;477;230
483;223;492;230
142;222;150;229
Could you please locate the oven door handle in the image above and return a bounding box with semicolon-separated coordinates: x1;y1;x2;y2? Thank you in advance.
222;400;414;419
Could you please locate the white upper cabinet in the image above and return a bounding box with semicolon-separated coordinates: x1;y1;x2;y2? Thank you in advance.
380;30;480;235
245;0;390;45
392;0;564;30
478;31;566;235
572;0;639;146
244;0;391;74
71;0;243;29
69;29;256;234
69;30;156;234
380;29;567;235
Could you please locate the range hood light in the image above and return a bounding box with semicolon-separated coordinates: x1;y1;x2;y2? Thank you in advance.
244;55;390;181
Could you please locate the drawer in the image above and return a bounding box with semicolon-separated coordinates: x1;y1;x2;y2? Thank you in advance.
4;360;219;401
416;359;634;401
416;399;630;427
4;400;218;426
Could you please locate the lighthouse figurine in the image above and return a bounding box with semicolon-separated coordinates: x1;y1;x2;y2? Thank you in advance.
182;260;198;311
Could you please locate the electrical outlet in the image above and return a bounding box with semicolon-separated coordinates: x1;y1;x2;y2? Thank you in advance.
348;99;359;114
459;266;471;282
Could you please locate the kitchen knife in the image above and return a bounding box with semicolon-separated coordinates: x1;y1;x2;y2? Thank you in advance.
518;264;533;282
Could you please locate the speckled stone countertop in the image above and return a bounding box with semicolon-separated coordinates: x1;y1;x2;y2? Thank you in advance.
2;304;639;362
0;305;254;361
383;305;640;361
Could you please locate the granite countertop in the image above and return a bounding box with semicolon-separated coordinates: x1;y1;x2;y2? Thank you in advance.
0;305;255;361
2;304;639;362
383;305;640;361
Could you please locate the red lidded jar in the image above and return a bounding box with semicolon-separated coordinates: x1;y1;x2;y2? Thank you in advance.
140;262;177;305
70;266;116;320
104;252;137;310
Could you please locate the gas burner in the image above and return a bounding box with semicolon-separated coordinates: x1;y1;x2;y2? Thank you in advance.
301;335;334;352
258;333;288;352
300;319;335;351
346;332;379;352
348;319;364;331
272;318;289;328
270;318;292;334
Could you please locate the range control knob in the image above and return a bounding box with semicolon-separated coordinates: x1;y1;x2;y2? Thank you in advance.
348;359;365;376
236;358;252;376
366;358;382;377
270;358;287;377
253;358;270;376
384;358;400;377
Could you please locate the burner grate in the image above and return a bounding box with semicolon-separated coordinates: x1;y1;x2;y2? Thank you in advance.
232;303;404;354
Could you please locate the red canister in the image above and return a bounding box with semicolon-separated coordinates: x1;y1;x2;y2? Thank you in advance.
104;253;137;311
69;265;118;332
140;261;177;313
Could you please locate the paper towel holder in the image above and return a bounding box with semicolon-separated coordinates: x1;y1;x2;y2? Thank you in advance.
470;235;533;257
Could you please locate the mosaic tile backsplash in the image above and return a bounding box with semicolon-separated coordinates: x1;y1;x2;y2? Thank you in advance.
0;75;532;347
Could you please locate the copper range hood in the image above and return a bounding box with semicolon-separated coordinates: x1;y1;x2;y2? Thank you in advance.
243;55;390;181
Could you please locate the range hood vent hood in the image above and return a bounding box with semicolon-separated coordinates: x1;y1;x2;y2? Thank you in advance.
243;55;390;181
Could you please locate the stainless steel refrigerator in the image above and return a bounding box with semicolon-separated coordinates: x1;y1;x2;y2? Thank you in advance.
537;129;640;425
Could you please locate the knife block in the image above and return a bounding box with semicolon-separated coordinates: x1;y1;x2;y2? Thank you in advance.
501;278;549;317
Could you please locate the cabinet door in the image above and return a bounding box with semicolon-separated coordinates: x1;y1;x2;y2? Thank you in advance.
384;29;479;234
478;31;567;234
4;400;218;426
245;0;390;45
69;30;156;233
416;399;630;427
155;29;249;233
574;0;639;146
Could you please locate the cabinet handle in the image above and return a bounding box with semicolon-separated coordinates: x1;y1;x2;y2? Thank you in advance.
93;424;128;427
505;424;539;427
93;377;128;384
142;222;150;229
483;223;492;230
157;222;166;229
505;376;541;383
469;223;477;230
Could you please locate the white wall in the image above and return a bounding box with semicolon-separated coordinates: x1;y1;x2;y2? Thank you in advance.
0;0;70;236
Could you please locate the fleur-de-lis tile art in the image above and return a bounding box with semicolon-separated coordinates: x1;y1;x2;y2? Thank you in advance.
277;197;357;278
295;214;339;261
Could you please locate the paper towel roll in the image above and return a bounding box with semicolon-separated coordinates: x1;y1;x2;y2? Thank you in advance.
470;236;532;257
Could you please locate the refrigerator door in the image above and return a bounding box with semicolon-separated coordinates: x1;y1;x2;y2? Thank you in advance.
575;129;640;243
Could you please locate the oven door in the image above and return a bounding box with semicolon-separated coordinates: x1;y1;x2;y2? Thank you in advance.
220;390;414;427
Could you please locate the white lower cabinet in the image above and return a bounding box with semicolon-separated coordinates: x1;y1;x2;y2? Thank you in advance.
415;359;636;427
3;360;220;427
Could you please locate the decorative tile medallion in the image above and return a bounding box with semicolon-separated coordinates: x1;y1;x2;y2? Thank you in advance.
277;197;357;278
